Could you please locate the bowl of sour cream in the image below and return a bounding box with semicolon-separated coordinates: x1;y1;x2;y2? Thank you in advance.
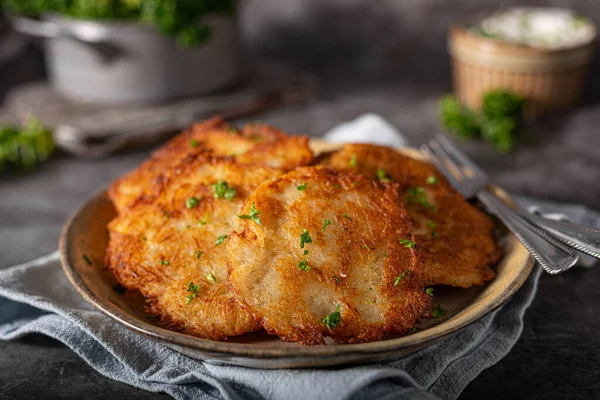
448;7;596;115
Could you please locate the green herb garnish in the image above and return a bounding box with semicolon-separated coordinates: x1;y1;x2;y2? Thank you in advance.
426;176;437;185
432;232;440;238
215;235;227;246
342;214;352;221
322;305;342;329
297;258;311;271
407;186;437;211
190;139;199;148
322;219;332;231
431;304;447;318
206;273;217;283
427;221;436;228
425;288;434;297
399;238;416;248
439;91;526;153
349;154;357;167
377;168;390;182
199;216;208;225
237;202;262;225
299;229;312;248
212;180;236;201
296;182;307;191
394;270;411;286
195;251;203;259
160;260;169;265
303;250;309;256
186;196;202;209
186;282;200;304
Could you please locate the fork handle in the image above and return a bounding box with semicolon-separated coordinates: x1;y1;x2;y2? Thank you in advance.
477;191;579;274
515;211;600;259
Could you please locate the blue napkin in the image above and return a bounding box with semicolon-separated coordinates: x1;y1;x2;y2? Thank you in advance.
1;114;598;400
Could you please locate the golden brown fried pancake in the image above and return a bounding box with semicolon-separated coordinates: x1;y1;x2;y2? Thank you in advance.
324;144;500;288
106;155;284;340
108;117;313;213
227;166;431;345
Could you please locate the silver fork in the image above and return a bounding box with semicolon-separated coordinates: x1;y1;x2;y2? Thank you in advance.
421;134;593;274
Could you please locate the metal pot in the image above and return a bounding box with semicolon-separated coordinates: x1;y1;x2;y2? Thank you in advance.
12;14;242;104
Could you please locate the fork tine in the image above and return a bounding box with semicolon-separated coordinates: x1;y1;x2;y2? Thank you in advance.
420;144;463;189
435;134;487;179
426;139;467;181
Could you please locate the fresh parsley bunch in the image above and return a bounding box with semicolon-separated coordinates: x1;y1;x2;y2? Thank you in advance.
439;91;526;152
2;0;236;48
0;117;55;173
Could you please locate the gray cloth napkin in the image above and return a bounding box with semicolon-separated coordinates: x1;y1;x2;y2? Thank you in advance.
1;114;598;400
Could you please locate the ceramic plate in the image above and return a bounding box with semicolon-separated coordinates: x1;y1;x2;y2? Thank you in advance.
59;141;534;369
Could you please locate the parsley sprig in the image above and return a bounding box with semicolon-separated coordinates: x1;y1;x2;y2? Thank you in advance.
186;282;200;304
399;238;416;248
206;273;217;283
394;270;411;286
237;202;262;225
212;180;236;201
299;229;312;248
407;186;437;211
215;235;227;246
296;182;307;191
431;304;447;318
322;219;332;231
297;258;311;271
377;168;390;182
186;196;202;209
322;305;342;329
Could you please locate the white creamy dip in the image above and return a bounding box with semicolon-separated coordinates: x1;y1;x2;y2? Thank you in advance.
472;8;595;49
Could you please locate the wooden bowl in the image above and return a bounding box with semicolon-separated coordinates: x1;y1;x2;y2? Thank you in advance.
448;21;596;116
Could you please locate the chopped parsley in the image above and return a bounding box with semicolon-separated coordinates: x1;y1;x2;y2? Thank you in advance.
351;181;359;187
186;281;200;304
399;238;416;248
215;235;227;246
369;287;373;291
432;232;440;238
190;139;199;148
227;127;238;134
164;211;170;219
82;254;93;266
409;327;421;334
425;288;434;297
342;214;352;221
333;184;342;189
427;221;436;228
296;182;307;191
334;275;340;283
186;225;191;229
206;273;217;283
186;196;202;209
349;154;357;167
112;283;126;294
237;202;262;225
322;219;332;231
251;135;261;142
431;304;447;318
322;305;342;329
199;216;208;225
297;258;311;271
299;228;312;248
303;250;309;256
212;180;236;201
426;176;438;185
160;260;170;265
195;251;204;259
394;270;411;286
377;168;390;182
407;186;437;211
364;244;371;250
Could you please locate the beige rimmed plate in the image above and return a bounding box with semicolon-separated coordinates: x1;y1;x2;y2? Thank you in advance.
59;141;534;369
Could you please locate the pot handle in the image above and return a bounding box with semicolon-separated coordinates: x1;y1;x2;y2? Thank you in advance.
11;16;111;43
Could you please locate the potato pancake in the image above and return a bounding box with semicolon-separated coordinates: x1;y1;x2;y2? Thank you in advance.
323;144;500;288
108;117;313;213
227;166;431;345
106;155;284;340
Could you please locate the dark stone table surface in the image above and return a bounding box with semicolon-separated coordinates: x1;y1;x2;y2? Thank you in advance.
1;1;600;399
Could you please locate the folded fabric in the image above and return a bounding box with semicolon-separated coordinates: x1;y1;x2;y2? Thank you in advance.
1;114;597;400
